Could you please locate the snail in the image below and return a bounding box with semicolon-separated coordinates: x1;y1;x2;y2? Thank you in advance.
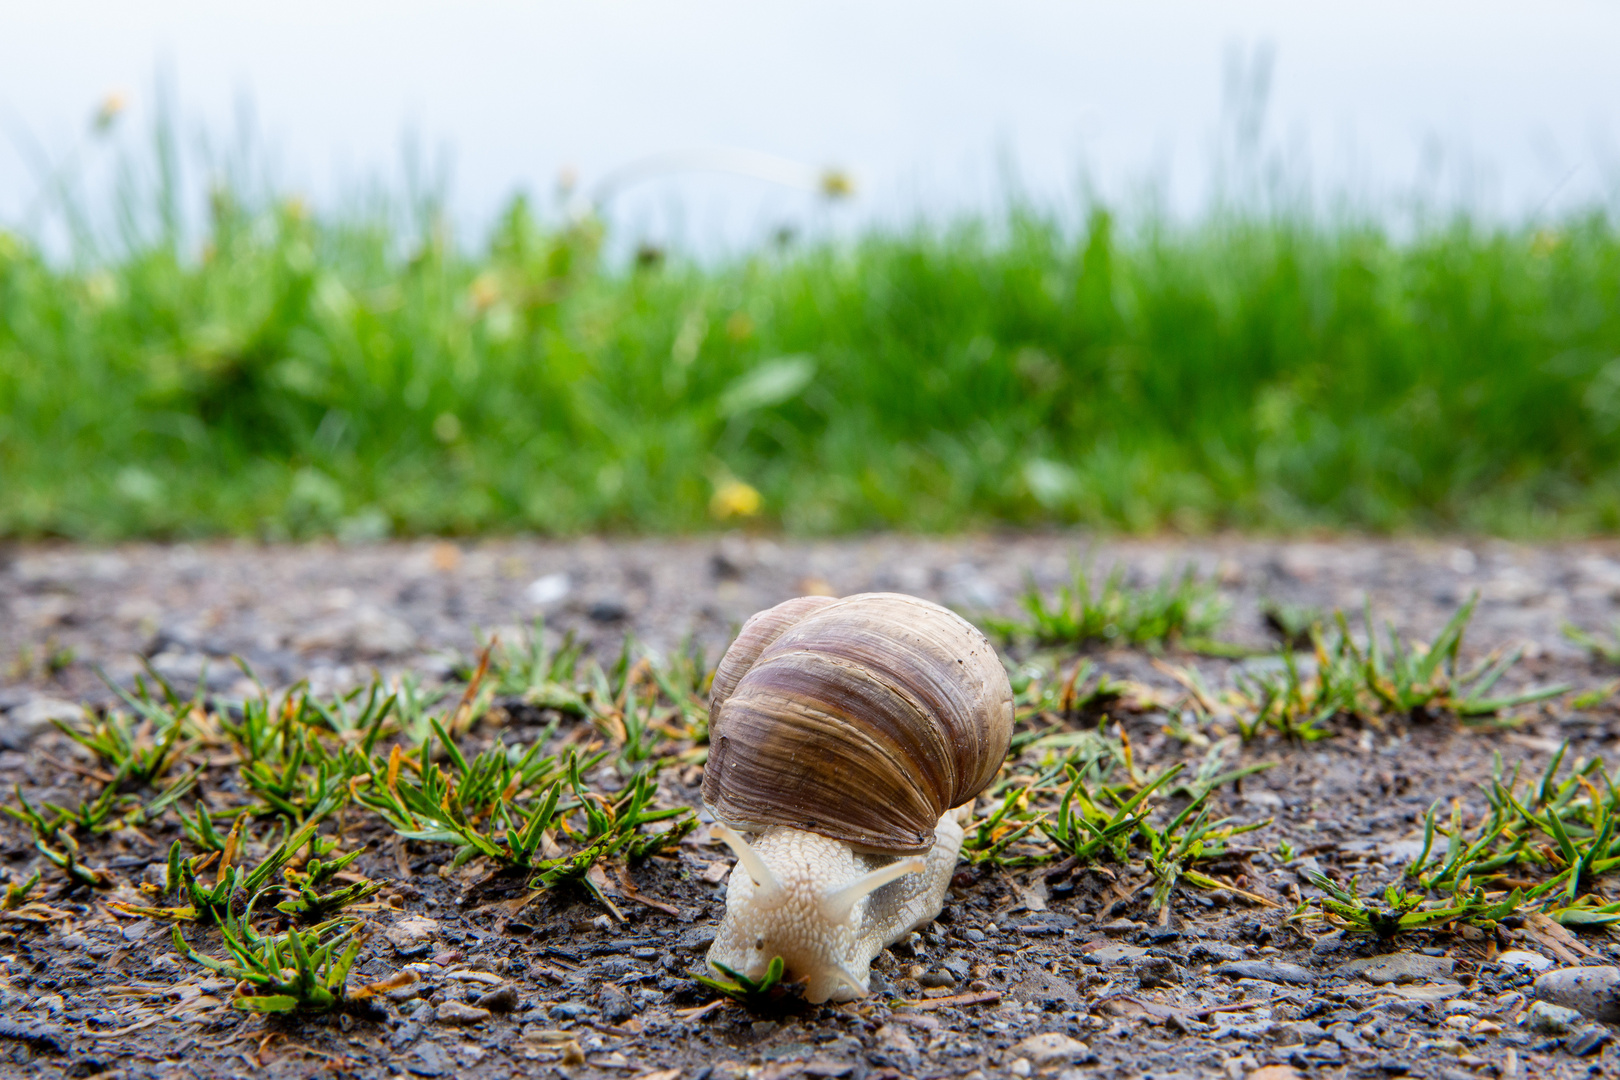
702;592;1013;1003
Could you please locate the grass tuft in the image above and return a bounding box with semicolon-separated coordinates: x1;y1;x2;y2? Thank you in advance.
985;564;1227;650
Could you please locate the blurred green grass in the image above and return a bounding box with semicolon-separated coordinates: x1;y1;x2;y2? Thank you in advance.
3;183;1620;539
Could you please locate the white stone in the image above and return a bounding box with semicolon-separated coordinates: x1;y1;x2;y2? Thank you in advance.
385;915;440;950
1010;1032;1089;1067
434;1000;491;1025
1524;1000;1584;1034
1497;950;1554;973
525;572;571;606
1532;965;1620;1023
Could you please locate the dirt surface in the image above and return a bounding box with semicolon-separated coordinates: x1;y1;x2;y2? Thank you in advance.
5;533;1620;1080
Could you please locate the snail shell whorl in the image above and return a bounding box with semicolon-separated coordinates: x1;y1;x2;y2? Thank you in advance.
703;592;1014;855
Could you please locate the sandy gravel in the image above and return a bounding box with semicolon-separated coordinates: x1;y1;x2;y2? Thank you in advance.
5;534;1620;1080
4;533;1618;712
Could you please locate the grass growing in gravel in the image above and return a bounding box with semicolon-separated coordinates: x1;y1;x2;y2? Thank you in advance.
984;563;1227;650
5;134;1620;538
1149;595;1572;741
5;592;1617;1014
1;630;708;1012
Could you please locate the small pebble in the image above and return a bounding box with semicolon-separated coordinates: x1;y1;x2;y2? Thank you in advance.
475;984;520;1013
434;1000;491;1025
1497;950;1553;973
1214;961;1315;986
1010;1032;1088;1067
1523;1000;1584;1035
1133;955;1180;988
1567;1027;1611;1057
1338;952;1453;985
1531;965;1620;1023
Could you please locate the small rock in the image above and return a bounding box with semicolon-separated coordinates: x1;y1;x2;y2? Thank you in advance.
294;607;416;657
1010;1059;1032;1078
0;1018;65;1055
1086;944;1147;966
598;987;633;1024
0;697;81;749
587;598;628;622
1531;965;1620;1022
1497;950;1554;974
875;1024;916;1055
1339;952;1454;985
525;572;570;606
1214;961;1315;986
1380;839;1431;865
1567;1027;1611;1056
679;926;718;952
408;1042;452;1077
1269;1021;1327;1046
1247;1067;1303;1080
1523;1000;1584;1035
1386;982;1463;1002
1097;919;1141;937
381;971;423;1001
1190;942;1245;964
1132;955;1179;988
475;984;520;1013
1243;791;1285;812
918;970;956;988
386;916;440;956
434;1000;492;1025
1011;1032;1088;1067
548;1001;595;1021
1290;856;1325;884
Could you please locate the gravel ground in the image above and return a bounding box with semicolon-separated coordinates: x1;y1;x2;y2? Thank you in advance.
4;533;1618;709
4;533;1620;1080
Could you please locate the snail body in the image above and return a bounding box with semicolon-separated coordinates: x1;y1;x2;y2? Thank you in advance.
703;593;1012;1003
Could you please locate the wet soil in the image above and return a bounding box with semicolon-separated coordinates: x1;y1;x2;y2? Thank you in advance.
4;534;1620;1080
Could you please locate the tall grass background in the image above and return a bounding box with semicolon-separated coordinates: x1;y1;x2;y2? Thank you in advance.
3;104;1620;541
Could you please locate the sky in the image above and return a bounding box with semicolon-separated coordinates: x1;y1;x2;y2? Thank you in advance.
1;0;1617;254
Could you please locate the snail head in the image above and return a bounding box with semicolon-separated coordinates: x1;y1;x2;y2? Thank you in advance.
707;823;925;1004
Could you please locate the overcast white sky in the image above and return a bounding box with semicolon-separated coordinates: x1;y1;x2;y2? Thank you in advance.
2;0;1617;253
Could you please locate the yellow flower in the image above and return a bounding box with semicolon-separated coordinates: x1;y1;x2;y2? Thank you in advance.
818;168;855;200
468;272;501;312
710;479;762;520
92;91;127;133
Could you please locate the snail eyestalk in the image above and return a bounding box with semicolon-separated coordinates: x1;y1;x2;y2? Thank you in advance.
820;856;925;926
712;823;781;897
